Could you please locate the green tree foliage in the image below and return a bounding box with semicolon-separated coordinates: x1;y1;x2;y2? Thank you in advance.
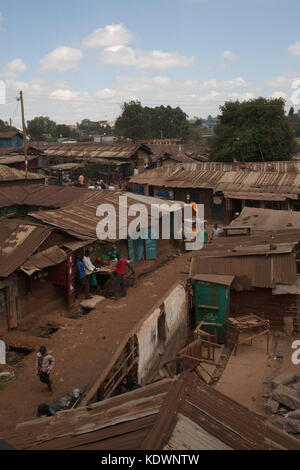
210;98;294;162
115;101;189;141
187;126;203;145
27;116;57;141
0;119;17;132
55;124;78;139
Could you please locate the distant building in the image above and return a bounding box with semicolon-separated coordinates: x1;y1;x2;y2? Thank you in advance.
57;137;78;144
0;131;23;148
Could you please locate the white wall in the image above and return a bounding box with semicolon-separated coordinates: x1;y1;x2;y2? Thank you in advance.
136;283;188;383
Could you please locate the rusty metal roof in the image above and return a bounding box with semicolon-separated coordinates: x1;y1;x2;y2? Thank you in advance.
141;371;300;450
29;190;180;240
232;207;300;231
50;163;84;171
190;236;298;289
11;371;300;450
31;142;151;161
11;378;173;450
0;165;45;182
0;131;22;139
0;220;52;277
20;245;67;275
130;162;300;199
192;274;235;286
0;184;91;209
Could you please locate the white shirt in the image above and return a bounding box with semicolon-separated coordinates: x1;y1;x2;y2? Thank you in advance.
212;228;222;237
83;256;95;275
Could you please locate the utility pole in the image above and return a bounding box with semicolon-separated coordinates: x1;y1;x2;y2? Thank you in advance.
18;91;28;181
9;118;12;129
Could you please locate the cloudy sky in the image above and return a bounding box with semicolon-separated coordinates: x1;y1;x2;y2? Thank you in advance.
0;0;300;126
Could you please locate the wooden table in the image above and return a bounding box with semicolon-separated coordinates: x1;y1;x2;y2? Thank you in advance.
223;225;252;237
227;315;270;355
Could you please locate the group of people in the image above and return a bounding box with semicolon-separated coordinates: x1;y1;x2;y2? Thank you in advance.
76;248;133;301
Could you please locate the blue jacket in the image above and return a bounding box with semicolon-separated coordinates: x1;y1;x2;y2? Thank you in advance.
76;260;85;280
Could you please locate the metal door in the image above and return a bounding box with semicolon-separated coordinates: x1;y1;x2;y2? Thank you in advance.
194;280;230;342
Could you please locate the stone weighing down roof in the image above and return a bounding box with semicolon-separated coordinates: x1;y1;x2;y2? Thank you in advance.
11;371;300;450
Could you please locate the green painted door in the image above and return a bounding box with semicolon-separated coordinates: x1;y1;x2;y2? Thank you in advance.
145;227;157;260
194;281;230;343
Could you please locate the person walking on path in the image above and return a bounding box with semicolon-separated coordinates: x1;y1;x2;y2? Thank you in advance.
36;346;54;395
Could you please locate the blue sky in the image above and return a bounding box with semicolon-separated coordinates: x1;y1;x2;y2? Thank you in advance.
1;0;300;125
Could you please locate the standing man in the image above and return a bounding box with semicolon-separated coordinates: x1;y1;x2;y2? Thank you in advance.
113;253;132;300
78;174;85;186
76;256;92;299
211;223;222;239
83;249;96;295
36;346;54;395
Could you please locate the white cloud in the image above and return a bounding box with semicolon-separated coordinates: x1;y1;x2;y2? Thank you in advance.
288;41;300;56
264;73;298;88
0;58;27;79
39;46;83;73
82;24;134;49
5;77;46;93
100;47;195;70
221;50;239;61
137;50;195;70
100;46;138;67
271;91;288;100
49;89;89;101
95;88;118;99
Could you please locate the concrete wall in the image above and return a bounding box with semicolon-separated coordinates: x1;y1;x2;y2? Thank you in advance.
136;283;188;384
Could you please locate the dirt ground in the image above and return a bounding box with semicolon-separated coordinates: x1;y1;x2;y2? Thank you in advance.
216;332;300;419
0;249;193;444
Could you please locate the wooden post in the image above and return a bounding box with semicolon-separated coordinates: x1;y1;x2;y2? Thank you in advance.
19;91;28;182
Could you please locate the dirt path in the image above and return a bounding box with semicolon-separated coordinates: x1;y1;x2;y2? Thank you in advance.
0;251;192;443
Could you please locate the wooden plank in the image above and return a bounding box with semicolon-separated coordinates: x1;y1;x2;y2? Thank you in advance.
7;284;18;329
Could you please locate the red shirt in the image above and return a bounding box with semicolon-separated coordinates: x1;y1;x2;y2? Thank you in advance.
116;258;128;275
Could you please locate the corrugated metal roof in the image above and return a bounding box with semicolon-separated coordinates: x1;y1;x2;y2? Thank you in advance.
0;184;91;209
12;371;300;450
20;245;67;275
130;162;300;199
192;274;235;286
0;220;52;277
164;413;232;450
142;371;300;450
0;131;22;139
190;251;297;288
11;379;173;450
31;142;151;161
232;207;300;231
0;165;44;182
30;190;182;240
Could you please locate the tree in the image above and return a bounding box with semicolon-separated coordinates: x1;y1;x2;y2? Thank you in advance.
115;101;190;141
288;106;295;117
27;116;57;141
187;126;203;145
210;97;295;162
115;101;148;141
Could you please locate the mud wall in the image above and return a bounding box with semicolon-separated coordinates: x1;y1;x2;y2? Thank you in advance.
136;283;188;384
